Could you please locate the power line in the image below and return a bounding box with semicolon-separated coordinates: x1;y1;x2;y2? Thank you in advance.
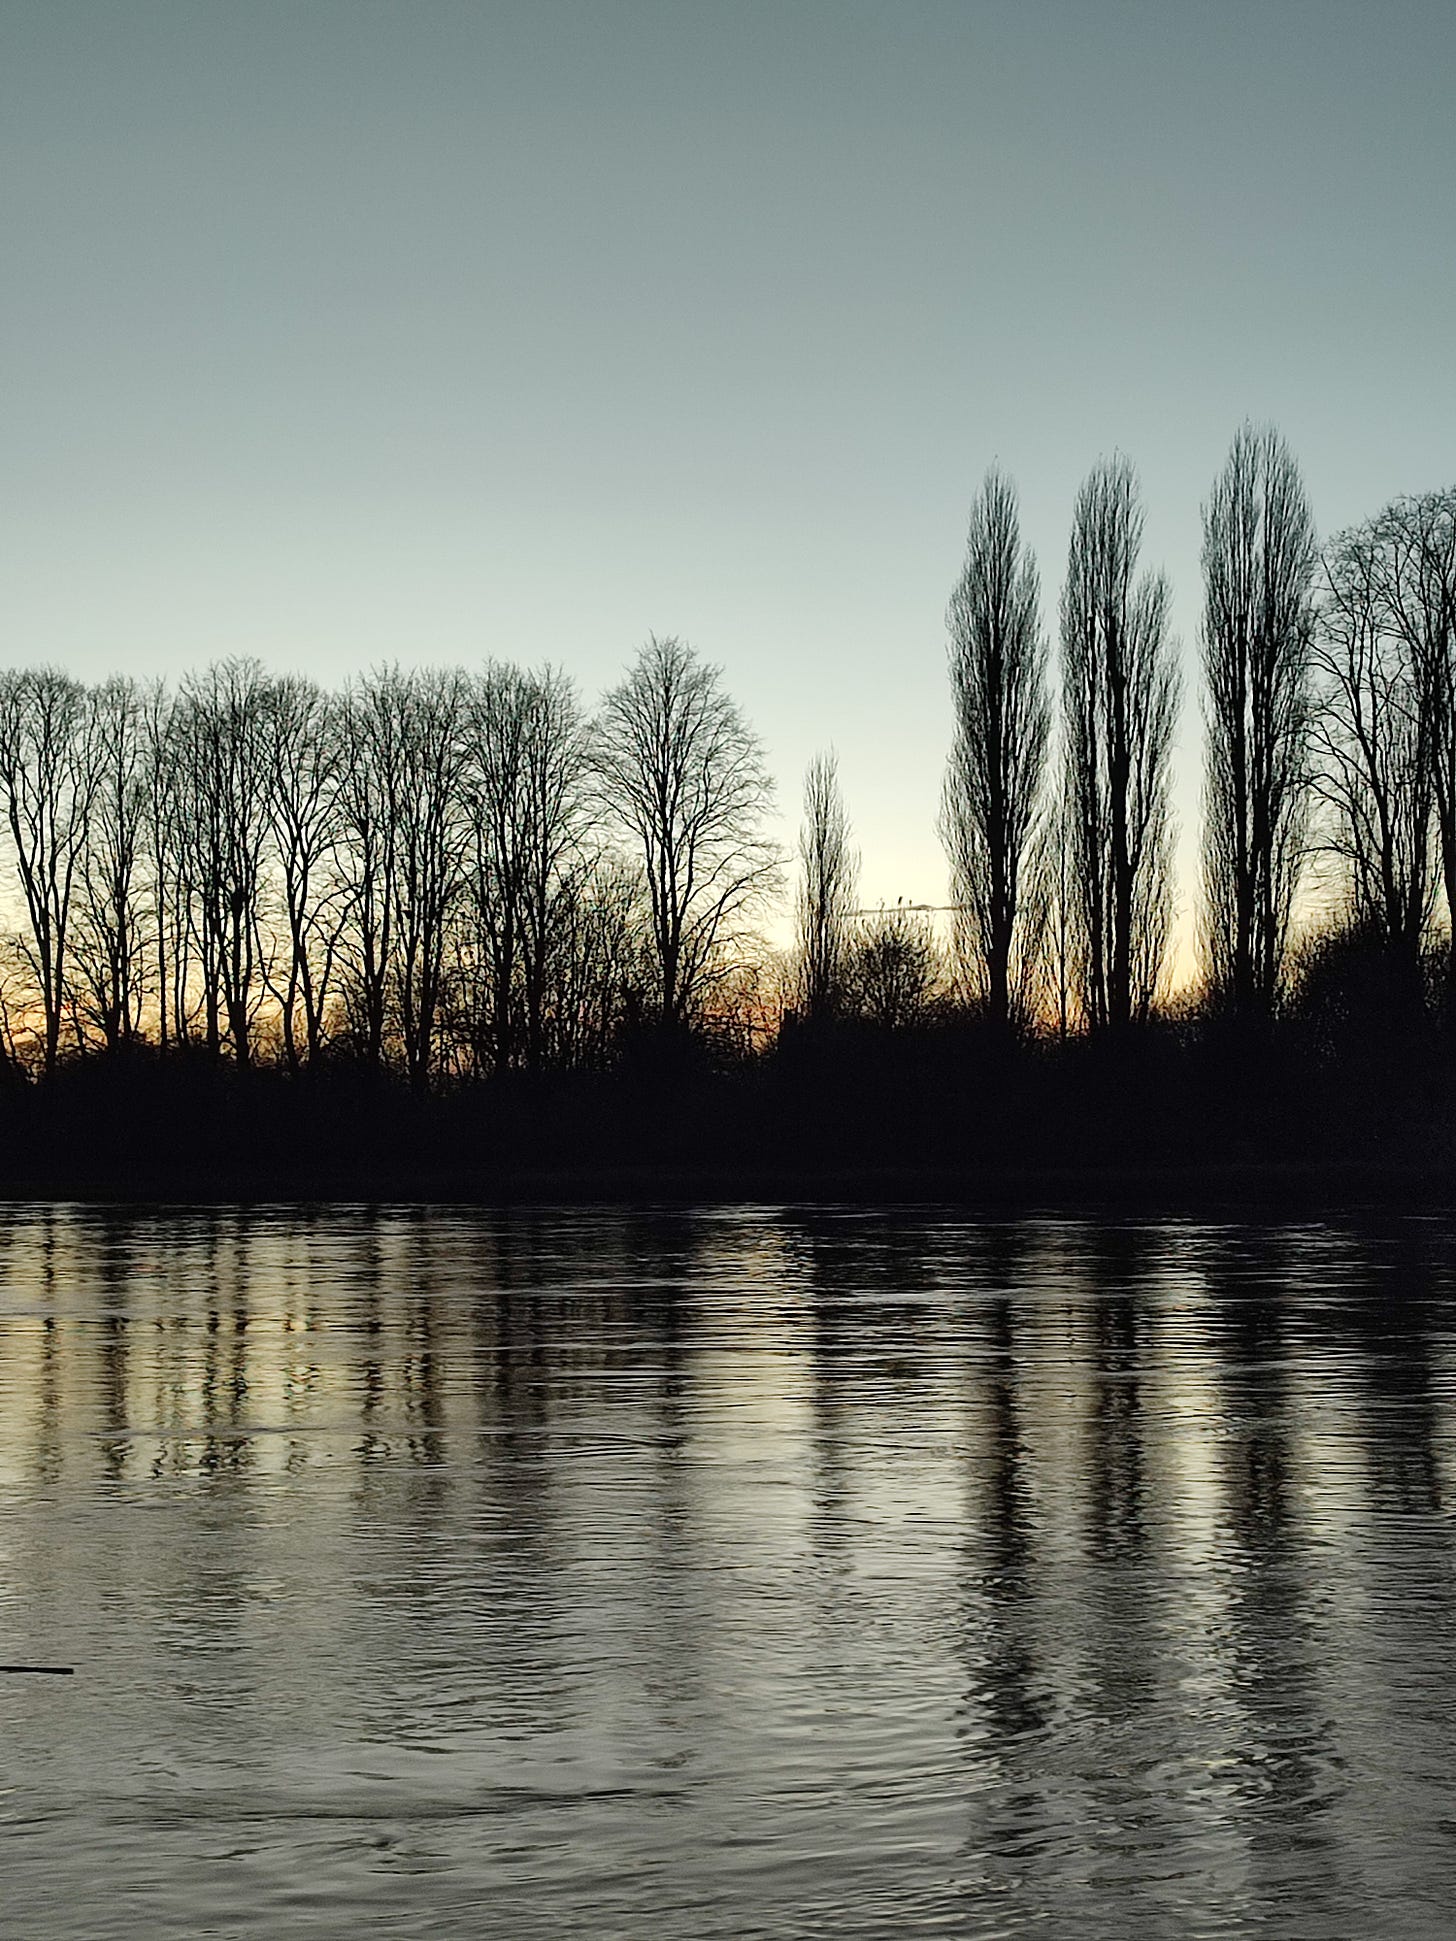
847;901;971;916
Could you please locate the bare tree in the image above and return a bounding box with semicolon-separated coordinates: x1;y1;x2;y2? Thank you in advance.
513;670;593;1070
334;667;469;1087
845;904;942;1030
1028;756;1076;1040
1200;425;1318;1017
138;682;201;1050
538;850;650;1070
71;676;147;1051
393;669;469;1090
0;669;102;1072
335;673;403;1071
1060;456;1179;1029
596;636;779;1030
939;469;1050;1027
1311;514;1438;959
460;667;528;1075
172;660;275;1064
795;750;858;1022
264;675;348;1069
1365;491;1456;978
461;663;592;1073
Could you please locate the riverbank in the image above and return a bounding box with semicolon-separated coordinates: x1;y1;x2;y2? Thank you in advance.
3;1156;1452;1212
3;1037;1450;1210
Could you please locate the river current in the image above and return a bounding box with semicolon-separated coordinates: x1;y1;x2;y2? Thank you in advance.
2;1204;1454;1937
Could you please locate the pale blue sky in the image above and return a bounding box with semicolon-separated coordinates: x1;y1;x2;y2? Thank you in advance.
3;1;1453;965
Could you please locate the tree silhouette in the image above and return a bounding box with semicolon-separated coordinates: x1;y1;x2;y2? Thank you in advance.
1363;493;1456;986
596;636;778;1031
461;664;592;1073
390;668;470;1091
1200;425;1317;1018
1311;519;1435;962
0;668;100;1073
939;468;1050;1029
71;676;146;1052
1060;457;1178;1029
796;750;857;1023
173;660;274;1065
139;679;191;1050
845;904;941;1030
530;850;649;1071
335;671;403;1073
0;448;1452;1177
263;675;348;1071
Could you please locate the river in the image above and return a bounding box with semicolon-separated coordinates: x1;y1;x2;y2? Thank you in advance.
2;1205;1454;1937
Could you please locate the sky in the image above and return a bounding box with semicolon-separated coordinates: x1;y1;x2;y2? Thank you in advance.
3;0;1454;973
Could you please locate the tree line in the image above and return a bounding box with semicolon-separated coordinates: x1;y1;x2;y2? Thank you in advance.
2;424;1454;1093
802;428;1456;1041
0;638;775;1081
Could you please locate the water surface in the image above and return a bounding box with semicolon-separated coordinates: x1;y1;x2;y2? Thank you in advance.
2;1205;1455;1937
